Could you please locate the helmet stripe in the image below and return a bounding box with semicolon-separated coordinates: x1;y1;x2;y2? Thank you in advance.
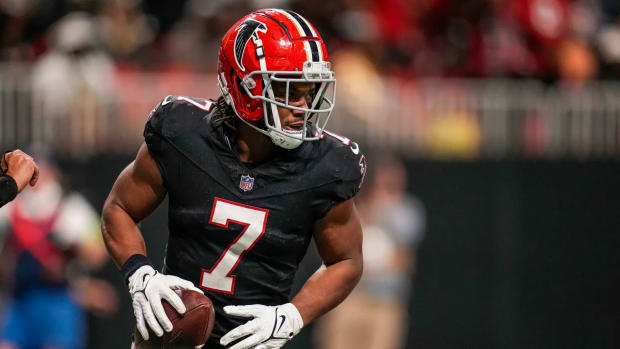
294;11;318;37
307;40;320;62
303;41;312;63
284;10;313;36
284;10;322;61
272;9;309;61
278;10;322;62
273;9;324;62
273;9;305;37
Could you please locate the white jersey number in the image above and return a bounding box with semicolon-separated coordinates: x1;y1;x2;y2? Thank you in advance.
200;198;269;294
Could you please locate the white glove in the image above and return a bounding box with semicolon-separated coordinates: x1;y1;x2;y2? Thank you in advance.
220;303;304;349
128;265;203;340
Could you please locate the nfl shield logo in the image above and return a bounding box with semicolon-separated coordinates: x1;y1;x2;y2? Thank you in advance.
239;174;254;192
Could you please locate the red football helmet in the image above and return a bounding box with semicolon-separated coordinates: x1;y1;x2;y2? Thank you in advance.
217;9;336;149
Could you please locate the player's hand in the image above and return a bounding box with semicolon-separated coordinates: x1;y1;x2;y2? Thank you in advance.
2;150;39;192
127;265;203;340
220;303;304;349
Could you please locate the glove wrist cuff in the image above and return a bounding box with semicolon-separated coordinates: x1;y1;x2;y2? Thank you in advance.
127;265;157;294
282;303;304;333
121;254;152;284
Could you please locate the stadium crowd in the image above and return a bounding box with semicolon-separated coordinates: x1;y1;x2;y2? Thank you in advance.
0;2;617;349
0;0;619;83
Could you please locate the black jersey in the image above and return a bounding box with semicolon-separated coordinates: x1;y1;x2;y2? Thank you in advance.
143;95;366;347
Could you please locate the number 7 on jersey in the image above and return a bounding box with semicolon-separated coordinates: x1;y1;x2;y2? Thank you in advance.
199;198;269;294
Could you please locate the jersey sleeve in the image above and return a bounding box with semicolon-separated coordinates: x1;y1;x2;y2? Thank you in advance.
313;138;367;218
333;146;366;201
143;95;185;156
143;95;175;185
143;95;213;186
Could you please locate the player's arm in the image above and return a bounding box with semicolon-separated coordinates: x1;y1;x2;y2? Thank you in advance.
101;143;165;267
292;198;363;323
101;143;202;341
220;199;363;349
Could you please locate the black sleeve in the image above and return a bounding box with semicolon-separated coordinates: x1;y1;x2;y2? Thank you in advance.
0;175;18;208
143;95;209;189
143;97;171;154
143;96;178;186
313;142;367;219
331;144;367;202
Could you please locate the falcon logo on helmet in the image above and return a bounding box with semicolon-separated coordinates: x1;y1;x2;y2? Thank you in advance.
234;19;267;72
218;9;336;149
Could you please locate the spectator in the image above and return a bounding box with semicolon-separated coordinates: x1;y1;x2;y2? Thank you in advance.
0;151;117;349
596;15;620;78
31;12;116;155
317;155;425;349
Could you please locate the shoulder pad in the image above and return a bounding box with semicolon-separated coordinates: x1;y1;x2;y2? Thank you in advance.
147;95;214;139
319;130;367;196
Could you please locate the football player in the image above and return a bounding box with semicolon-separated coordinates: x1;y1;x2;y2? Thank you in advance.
102;9;366;349
0;150;39;208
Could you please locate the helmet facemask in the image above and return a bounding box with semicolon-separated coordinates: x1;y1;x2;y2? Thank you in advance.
238;61;336;149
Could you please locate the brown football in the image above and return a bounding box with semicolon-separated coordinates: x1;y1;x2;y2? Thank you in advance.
134;289;215;349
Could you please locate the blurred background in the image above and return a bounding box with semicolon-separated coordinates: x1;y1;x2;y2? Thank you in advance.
0;0;619;348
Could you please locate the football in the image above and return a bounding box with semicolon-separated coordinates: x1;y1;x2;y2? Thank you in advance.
134;289;215;349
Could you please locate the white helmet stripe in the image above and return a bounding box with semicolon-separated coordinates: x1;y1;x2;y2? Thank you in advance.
272;9;320;62
272;9;305;36
296;12;318;37
303;40;313;63
283;10;314;37
284;10;323;61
